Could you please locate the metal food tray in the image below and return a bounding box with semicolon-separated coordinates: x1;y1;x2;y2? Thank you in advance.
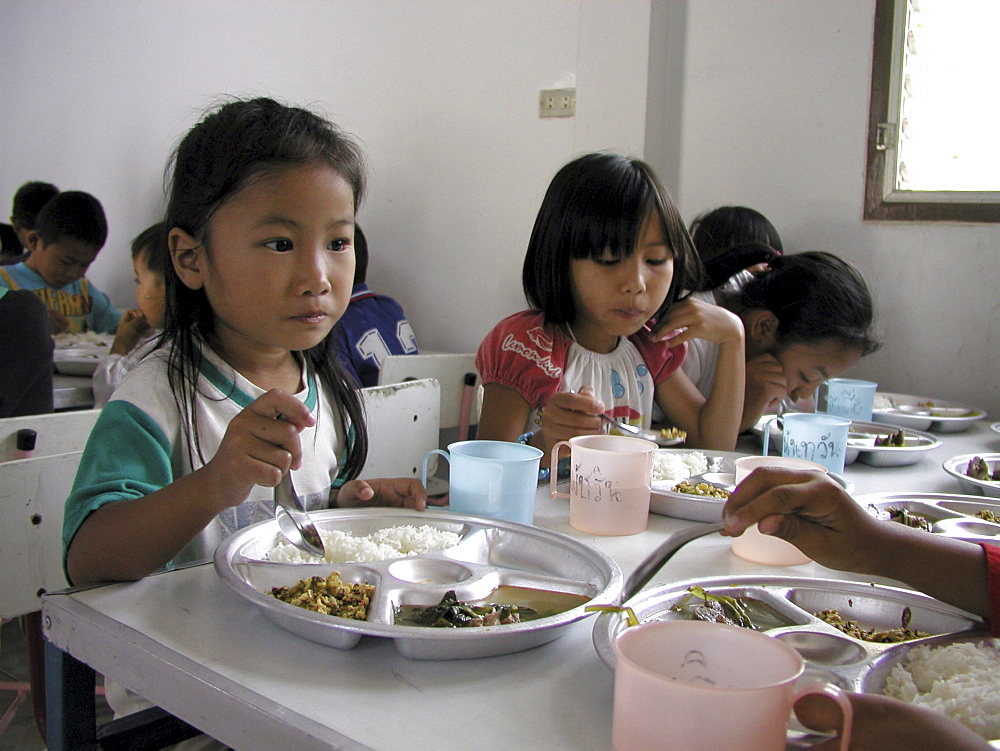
214;508;621;660
872;391;986;433
943;453;1000;500
650;449;854;523
592;575;992;745
859;491;1000;546
845;420;942;466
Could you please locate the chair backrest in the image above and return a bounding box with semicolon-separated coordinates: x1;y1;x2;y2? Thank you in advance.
378;353;480;431
0;408;101;462
360;378;440;480
0;450;81;618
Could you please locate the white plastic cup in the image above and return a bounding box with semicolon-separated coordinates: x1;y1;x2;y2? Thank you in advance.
612;620;852;751
731;456;828;566
820;378;878;422
763;412;851;475
550;434;657;535
421;440;543;524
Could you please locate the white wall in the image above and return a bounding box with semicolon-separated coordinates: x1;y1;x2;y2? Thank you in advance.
5;0;997;420
661;0;999;418
1;0;651;354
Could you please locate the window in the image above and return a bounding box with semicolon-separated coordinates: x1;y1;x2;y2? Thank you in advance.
864;0;1000;222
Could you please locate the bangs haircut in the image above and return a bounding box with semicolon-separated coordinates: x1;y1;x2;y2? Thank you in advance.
522;153;701;324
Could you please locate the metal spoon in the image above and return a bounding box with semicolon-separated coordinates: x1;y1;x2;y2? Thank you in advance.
274;471;327;558
621;521;725;602
599;413;673;445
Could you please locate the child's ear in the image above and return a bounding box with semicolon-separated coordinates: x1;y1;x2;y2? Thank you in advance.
747;309;780;349
25;230;42;253
169;228;205;290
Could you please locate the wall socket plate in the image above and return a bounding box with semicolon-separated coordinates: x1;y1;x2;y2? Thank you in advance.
539;87;576;118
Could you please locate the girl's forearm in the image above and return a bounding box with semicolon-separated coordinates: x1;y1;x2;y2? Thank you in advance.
697;342;745;449
66;469;231;585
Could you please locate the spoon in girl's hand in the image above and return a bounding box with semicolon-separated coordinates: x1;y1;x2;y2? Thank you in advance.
599;413;686;447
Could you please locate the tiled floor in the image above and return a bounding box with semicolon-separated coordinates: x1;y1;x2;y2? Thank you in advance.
0;617;114;750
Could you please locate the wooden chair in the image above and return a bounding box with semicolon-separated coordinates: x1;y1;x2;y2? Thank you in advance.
360;378;440;480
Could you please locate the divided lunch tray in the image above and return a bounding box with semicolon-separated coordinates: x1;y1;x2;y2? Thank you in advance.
859;491;1000;546
214;508;621;660
873;391;986;433
592;574;992;746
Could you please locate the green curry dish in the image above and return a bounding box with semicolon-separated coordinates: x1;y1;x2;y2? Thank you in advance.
671;586;758;629
874;429;907;447
967;456;1000;482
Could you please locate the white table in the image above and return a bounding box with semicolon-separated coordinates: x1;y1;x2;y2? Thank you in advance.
42;420;1000;750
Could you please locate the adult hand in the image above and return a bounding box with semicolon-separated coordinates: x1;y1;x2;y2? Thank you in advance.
795;692;990;751
721;467;884;574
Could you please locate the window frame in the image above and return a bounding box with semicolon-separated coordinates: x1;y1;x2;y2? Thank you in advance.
864;0;1000;222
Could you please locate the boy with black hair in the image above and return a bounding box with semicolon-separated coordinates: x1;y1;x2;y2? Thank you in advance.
0;190;121;334
325;224;418;387
2;180;59;263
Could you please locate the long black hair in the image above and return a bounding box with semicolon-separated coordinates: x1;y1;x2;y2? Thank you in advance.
522;152;703;325
159;97;369;479
737;251;881;356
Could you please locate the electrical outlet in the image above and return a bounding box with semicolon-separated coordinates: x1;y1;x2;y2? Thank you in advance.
539;87;576;118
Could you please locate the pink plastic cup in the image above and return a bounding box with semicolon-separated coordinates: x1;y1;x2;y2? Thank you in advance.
550;434;657;535
731;456;828;566
612;620;852;751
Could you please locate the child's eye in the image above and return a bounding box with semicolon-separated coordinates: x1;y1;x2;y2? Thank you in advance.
264;239;294;252
646;257;670;267
328;238;349;252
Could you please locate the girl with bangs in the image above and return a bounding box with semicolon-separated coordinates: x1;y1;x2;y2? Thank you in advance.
476;153;745;478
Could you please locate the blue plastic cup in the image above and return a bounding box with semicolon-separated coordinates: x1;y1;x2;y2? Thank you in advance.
820;378;878;422
421;440;543;525
763;412;851;475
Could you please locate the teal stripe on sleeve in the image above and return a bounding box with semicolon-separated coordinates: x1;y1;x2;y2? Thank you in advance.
62;400;175;568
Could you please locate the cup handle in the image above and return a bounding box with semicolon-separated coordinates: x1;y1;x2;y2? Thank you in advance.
762;417;779;456
817;381;829;412
421;449;449;488
793;682;853;751
550;441;570;499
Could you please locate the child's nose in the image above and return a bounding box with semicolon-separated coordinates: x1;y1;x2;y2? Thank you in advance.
621;261;647;294
297;248;333;295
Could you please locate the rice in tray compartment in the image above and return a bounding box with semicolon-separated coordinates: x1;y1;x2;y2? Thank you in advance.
882;639;1000;740
651;451;708;484
266;524;461;564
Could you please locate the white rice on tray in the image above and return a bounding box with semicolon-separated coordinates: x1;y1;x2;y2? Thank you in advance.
266;524;461;564
882;638;1000;740
651;451;708;484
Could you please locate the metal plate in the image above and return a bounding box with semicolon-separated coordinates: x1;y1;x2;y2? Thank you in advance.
650;449;748;522
858;491;1000;546
846;421;942;466
943;454;1000;499
214;508;621;660
649;449;854;522
591;575;991;744
872;391;986;433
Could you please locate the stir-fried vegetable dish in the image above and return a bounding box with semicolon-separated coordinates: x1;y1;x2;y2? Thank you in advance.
815;606;929;643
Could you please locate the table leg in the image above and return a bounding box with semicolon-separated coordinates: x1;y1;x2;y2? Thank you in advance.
44;639;97;750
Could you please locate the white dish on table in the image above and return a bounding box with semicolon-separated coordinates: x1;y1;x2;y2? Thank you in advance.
53;345;109;376
872;391;986;433
649;448;853;522
991;422;1000;435
943;453;1000;499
